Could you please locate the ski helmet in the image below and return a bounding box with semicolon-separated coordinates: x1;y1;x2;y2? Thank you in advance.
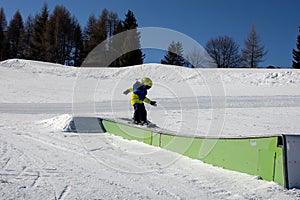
141;77;152;87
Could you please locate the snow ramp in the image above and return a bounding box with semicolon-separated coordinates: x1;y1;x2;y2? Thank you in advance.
65;116;300;189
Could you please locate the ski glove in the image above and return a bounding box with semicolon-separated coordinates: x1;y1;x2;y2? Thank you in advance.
123;89;130;95
150;101;157;107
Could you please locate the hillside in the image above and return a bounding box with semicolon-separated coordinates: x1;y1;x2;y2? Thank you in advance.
0;59;300;199
1;59;300;136
1;59;300;103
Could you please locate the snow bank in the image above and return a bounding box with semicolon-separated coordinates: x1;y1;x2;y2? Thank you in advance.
38;114;72;131
0;59;78;77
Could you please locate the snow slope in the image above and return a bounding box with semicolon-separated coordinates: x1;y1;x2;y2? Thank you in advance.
0;59;300;199
1;59;300;136
1;59;300;103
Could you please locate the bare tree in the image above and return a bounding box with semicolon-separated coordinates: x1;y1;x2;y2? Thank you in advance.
205;35;241;68
186;46;204;68
241;24;267;68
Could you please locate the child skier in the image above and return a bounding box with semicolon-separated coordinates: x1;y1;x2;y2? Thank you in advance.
123;77;157;125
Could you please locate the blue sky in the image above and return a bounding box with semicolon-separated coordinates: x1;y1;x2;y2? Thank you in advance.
1;0;300;67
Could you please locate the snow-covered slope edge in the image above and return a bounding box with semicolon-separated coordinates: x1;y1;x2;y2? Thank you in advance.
1;59;300;103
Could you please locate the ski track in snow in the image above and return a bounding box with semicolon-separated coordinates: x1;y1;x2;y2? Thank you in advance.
0;59;300;199
1;114;300;199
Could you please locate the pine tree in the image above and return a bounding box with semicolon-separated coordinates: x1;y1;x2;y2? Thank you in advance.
161;41;185;66
45;5;74;64
292;27;300;69
117;10;144;67
0;7;7;60
83;9;109;58
83;14;98;57
107;12;119;38
108;21;124;67
7;10;24;58
123;10;137;30
72;19;83;66
96;8;108;42
30;3;49;61
22;15;34;59
241;24;267;68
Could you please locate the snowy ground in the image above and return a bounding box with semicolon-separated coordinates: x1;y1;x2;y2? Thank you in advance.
0;59;300;199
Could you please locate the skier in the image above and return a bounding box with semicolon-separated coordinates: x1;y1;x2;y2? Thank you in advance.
123;77;157;125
